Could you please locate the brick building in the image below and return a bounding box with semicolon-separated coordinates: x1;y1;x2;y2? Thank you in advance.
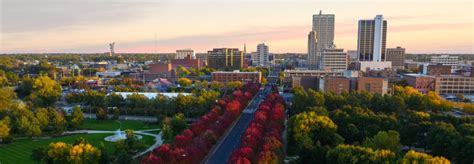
149;63;172;75
171;54;201;69
427;63;451;76
403;74;436;94
357;77;388;95
211;71;261;83
386;47;405;69
320;77;351;94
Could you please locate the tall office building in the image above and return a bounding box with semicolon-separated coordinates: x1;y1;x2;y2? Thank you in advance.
357;15;387;62
307;31;318;69
207;48;243;70
307;10;335;69
256;43;269;67
176;49;195;59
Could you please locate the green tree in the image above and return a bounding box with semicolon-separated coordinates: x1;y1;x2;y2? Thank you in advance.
0;117;10;141
35;108;50;128
70;105;84;129
426;122;461;158
106;93;124;107
49;108;67;133
363;130;402;153
177;77;192;88
28;75;62;107
401;150;450;164
171;113;187;136
96;108;108;120
326;144;396;164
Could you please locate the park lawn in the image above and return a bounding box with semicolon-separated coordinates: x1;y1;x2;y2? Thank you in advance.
82;119;160;131
0;133;156;164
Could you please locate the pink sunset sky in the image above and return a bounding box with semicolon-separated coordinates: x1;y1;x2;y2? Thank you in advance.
1;0;473;54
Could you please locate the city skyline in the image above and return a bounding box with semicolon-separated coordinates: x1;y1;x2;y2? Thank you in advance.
1;0;473;54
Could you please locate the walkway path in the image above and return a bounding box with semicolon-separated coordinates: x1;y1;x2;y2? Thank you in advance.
63;128;163;159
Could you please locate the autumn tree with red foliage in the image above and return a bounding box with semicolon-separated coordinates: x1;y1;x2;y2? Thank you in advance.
228;93;286;164
142;82;260;164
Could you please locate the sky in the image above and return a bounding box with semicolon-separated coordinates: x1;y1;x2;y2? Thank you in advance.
0;0;473;54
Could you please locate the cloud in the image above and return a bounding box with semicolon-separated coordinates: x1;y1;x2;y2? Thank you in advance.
0;0;160;33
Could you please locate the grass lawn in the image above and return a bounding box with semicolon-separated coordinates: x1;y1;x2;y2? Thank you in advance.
82;119;160;131
0;133;156;164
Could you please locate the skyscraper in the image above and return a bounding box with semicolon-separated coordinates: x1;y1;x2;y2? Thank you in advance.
357;15;387;62
307;10;335;69
307;31;318;69
256;43;269;67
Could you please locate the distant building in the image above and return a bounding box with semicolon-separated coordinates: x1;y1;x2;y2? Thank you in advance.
404;74;436;94
430;55;459;73
386;47;405;69
292;76;320;90
211;71;262;83
112;92;192;99
149;63;172;75
471;67;474;77
176;49;195;59
171;54;201;69
321;45;348;71
357;77;388;95
251;52;258;66
283;69;346;87
367;68;398;82
435;75;474;95
357;15;387;62
307;31;319;69
320;77;351;94
255;43;269;67
207;48;243;70
427;63;451;76
307;10;335;70
96;71;121;78
356;61;392;72
347;50;358;61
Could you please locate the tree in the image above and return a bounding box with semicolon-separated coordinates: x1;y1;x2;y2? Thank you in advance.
226;81;243;89
426;122;461;158
0;118;10;141
96;108;108;120
17;115;42;137
363;130;402;153
210;81;224;90
326;144;396;164
106;92;124;108
171;113;187;136
70;105;84;129
177;77;192;88
0;87;17;114
28;75;62;107
35;108;50;128
401;150;450;164
49;108;67;133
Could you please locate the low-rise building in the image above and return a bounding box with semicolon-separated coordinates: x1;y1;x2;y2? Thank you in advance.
171;54;201;69
435;75;474;95
292;76;319;90
430;55;459;73
149;63;172;75
357;77;388;95
427;63;451;76
367;68;398;82
211;71;262;83
320;77;351;94
403;74;436;94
